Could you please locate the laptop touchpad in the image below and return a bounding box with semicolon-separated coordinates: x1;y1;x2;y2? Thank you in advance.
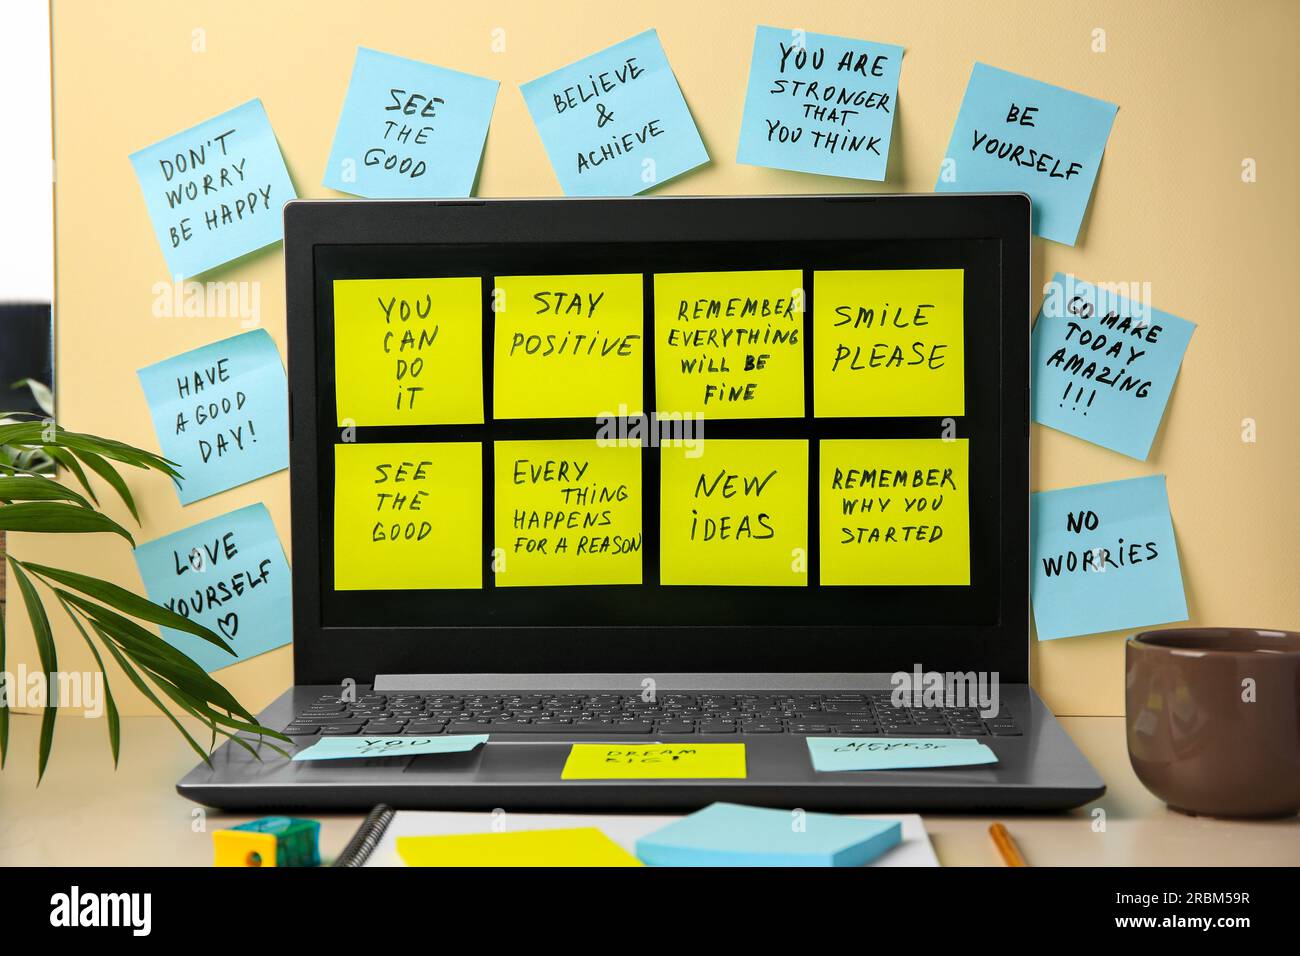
404;742;568;779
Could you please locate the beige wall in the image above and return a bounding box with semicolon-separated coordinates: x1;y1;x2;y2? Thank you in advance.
11;0;1297;717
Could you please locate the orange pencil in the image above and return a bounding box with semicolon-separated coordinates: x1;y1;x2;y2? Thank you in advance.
989;822;1027;867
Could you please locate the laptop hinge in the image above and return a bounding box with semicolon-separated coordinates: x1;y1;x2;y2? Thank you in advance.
373;673;905;692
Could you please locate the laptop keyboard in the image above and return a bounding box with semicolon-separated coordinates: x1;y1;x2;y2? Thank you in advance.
283;691;1021;738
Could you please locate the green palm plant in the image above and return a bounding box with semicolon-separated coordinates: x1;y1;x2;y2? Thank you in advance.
0;408;288;782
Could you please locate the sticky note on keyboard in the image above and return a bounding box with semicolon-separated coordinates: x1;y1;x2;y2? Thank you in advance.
561;743;746;779
292;734;488;761
636;802;901;867
807;737;997;772
397;828;642;867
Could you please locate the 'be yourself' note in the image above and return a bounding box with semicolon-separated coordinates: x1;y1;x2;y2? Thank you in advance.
132;503;291;671
492;273;643;418
397;828;642;867
334;442;482;590
1032;273;1195;460
137;330;288;504
493;439;643;587
814;269;965;417
521;29;709;196
819;438;970;586
737;25;903;182
324;47;499;199
292;734;488;761
935;63;1118;245
807;737;998;772
654;270;805;419
130;99;297;278
333;277;483;426
1031;475;1188;640
561;743;747;780
660;440;808;587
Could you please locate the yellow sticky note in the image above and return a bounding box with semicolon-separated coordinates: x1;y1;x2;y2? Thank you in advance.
660;440;808;586
396;828;642;867
654;270;805;419
819;438;970;585
334;442;482;590
561;743;747;780
333;277;484;426
492;274;643;419
494;439;643;587
813;269;965;417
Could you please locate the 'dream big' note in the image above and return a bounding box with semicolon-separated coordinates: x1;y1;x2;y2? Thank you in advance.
521;29;709;196
130;99;297;278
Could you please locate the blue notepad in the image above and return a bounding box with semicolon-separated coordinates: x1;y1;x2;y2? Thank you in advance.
635;802;901;867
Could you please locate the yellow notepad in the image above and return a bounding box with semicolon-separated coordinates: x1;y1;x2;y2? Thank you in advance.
396;828;642;867
561;743;747;779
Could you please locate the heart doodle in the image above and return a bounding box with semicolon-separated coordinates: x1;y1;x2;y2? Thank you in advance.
217;613;239;640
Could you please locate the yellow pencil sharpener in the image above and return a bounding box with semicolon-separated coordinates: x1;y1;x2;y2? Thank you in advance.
213;816;321;867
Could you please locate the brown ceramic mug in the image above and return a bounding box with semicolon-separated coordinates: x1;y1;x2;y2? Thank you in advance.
1126;627;1300;817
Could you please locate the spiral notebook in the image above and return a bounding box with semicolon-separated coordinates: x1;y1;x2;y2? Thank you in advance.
334;805;938;867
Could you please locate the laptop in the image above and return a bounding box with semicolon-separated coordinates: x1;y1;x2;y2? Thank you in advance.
178;194;1105;812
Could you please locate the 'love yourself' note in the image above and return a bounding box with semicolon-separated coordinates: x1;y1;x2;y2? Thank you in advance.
935;63;1117;245
521;29;709;196
737;25;903;181
561;743;747;779
292;734;488;761
133;503;292;670
324;47;499;198
130;99;296;278
808;737;998;772
1031;475;1188;640
137;330;289;504
1032;274;1195;460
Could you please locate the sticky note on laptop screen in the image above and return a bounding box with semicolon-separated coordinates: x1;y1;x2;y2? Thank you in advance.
561;743;747;779
654;270;805;419
334;442;482;590
660;439;808;586
636;803;902;867
819;439;970;586
493;439;643;587
492;274;644;418
333;277;483;426
814;269;964;418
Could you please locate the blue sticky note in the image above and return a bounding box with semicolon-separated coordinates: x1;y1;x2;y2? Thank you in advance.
133;503;292;670
1032;475;1188;640
292;734;489;761
1032;273;1195;460
935;63;1117;245
521;29;709;196
635;802;901;867
737;25;903;181
129;99;296;278
808;736;997;772
137;330;289;504
323;47;499;198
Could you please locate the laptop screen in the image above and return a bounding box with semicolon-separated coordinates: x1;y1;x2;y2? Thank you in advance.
311;235;1004;636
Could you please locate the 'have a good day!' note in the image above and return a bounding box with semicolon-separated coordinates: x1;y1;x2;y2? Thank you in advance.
820;439;970;586
133;503;291;671
494;439;643;587
334;442;482;590
655;270;805;419
324;47;499;199
935;63;1117;246
814;269;965;417
130;99;297;278
333;277;483;426
660;439;807;587
521;29;709;196
737;25;903;182
1031;475;1188;640
1032;273;1195;460
492;274;643;418
137;330;288;504
561;743;747;779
